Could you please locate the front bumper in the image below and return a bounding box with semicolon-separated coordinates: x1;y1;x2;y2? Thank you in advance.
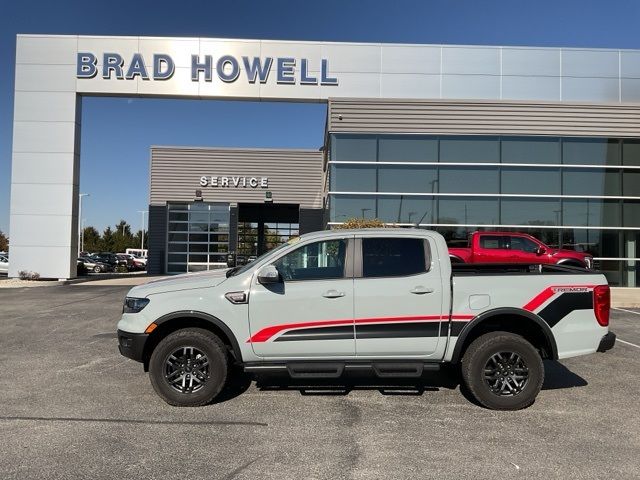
597;331;616;353
117;329;149;363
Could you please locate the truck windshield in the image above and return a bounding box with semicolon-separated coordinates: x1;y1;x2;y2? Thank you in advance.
226;241;294;278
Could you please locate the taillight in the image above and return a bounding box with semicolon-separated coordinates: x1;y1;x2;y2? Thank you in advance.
593;285;610;327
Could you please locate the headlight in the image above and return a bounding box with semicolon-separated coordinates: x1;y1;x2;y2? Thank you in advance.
123;297;150;313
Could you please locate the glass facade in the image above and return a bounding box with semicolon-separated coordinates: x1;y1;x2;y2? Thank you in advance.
328;134;640;286
167;202;230;273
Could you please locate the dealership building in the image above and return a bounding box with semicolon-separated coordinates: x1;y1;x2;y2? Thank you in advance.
9;34;640;286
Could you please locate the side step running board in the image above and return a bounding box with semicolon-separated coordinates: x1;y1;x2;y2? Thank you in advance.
244;361;440;379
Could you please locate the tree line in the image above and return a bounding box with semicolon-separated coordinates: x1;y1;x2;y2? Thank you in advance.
82;220;148;254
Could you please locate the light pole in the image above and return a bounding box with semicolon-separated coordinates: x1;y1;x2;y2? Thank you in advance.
137;210;148;250
78;193;90;256
80;218;86;253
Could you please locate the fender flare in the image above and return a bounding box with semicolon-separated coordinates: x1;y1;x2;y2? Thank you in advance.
450;307;558;363
152;310;243;362
449;254;466;263
556;258;586;268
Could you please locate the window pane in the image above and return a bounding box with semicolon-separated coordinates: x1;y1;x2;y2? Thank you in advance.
377;196;433;224
439;166;499;193
623;170;640;196
440;136;499;163
331;135;377;162
501;137;560;164
623;140;640;166
562;169;621;196
168;232;187;242
362;238;427;278
378;136;438;162
378;165;437;193
274;240;347;281
168;211;188;221
438;197;499;225
624;201;640;227
563;199;621;227
330;195;377;222
501;167;561;195
479;235;506;249
500;198;560;225
330;164;376;192
562;138;620;165
561;229;620;257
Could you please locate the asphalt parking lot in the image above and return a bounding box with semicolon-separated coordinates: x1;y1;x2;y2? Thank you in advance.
1;285;639;479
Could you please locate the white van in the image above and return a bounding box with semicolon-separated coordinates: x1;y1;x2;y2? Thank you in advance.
126;248;148;259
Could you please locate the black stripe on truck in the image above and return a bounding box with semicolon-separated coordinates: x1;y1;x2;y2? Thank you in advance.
273;320;471;342
538;292;593;328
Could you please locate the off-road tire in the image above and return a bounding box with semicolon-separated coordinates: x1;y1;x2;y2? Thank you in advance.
461;331;544;410
149;328;228;407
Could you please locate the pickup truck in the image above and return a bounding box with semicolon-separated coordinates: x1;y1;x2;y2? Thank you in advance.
449;231;593;269
117;228;615;410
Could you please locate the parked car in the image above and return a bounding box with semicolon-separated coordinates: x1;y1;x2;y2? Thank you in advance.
0;254;8;274
117;228;614;411
78;256;114;273
92;252;132;270
118;253;146;270
449;232;593;269
116;254;136;271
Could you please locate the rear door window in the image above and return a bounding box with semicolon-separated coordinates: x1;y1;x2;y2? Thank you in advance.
479;235;507;249
362;238;428;278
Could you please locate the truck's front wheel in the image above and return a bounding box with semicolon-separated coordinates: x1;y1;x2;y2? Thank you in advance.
461;332;544;410
148;328;228;407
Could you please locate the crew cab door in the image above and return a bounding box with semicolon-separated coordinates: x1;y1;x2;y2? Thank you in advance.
507;235;544;262
353;235;444;357
248;236;355;358
473;234;511;263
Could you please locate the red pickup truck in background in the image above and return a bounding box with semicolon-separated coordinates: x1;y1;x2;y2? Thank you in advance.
448;231;593;269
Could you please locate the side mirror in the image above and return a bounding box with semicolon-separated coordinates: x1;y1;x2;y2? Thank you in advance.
536;246;547;255
257;265;281;284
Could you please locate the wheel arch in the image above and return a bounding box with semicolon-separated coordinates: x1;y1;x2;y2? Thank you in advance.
556;258;586;268
449;254;466;264
142;311;242;371
450;307;558;363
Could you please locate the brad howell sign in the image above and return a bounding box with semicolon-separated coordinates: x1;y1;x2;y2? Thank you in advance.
199;176;269;188
77;52;339;86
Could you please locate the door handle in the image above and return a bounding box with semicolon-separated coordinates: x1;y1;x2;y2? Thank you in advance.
322;289;346;298
411;286;434;295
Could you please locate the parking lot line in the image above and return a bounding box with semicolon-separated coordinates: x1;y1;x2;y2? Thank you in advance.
613;307;640;316
617;339;640;350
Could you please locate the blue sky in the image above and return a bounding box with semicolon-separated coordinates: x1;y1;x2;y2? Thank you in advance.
2;0;640;234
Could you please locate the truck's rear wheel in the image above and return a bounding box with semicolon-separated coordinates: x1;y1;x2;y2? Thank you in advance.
149;328;228;407
461;332;543;410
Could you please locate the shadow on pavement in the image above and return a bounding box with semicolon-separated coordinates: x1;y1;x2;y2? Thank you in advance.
541;360;588;390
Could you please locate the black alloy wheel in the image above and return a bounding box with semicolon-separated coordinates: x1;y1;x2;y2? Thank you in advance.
461;331;544;410
164;346;210;394
482;352;529;396
149;328;229;407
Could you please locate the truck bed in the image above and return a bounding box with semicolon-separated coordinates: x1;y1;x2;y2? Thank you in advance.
451;263;592;276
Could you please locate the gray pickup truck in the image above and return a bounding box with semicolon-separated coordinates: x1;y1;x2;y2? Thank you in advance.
117;228;615;410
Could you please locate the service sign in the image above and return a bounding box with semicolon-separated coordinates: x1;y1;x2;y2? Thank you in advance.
77;52;338;86
199;176;269;188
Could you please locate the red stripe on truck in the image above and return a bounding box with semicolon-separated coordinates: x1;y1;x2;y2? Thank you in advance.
523;285;596;312
248;314;474;343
